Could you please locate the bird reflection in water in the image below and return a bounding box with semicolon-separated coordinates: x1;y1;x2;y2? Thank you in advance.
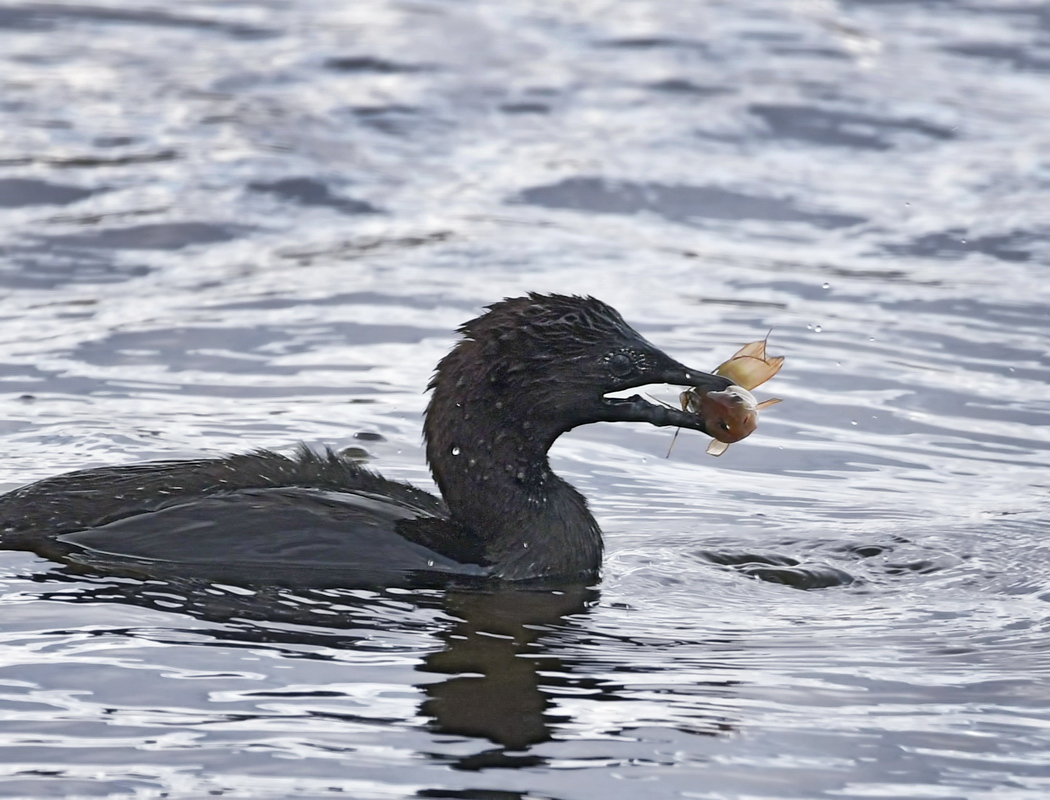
27;568;594;757
419;588;594;765
27;569;739;773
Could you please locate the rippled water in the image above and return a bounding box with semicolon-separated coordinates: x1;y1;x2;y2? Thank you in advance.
1;1;1049;797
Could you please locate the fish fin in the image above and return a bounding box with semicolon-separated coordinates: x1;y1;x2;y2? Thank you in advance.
706;440;730;457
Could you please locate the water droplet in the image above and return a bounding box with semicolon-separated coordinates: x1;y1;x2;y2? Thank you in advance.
523;542;529;549
850;420;858;426
451;446;461;456
516;470;526;481
905;201;911;207
641;457;648;464
836;361;841;367
822;282;830;289
814;324;822;333
869;337;875;342
427;560;434;567
960;239;967;244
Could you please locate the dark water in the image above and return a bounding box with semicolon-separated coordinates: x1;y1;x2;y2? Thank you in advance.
1;1;1049;797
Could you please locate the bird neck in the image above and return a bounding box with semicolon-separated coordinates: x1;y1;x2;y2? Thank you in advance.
424;362;603;581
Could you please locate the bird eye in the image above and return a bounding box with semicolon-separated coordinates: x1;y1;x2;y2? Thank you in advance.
608;352;633;377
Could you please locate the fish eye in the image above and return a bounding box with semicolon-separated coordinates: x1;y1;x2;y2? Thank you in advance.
720;421;731;431
608;352;633;376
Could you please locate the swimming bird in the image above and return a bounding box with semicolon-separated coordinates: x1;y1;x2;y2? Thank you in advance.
0;294;734;588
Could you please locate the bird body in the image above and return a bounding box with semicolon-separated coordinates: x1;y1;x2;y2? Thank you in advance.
0;294;732;588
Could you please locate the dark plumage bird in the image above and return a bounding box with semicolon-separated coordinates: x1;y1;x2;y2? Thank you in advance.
0;294;733;588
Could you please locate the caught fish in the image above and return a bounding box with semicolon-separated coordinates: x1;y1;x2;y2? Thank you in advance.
670;335;784;457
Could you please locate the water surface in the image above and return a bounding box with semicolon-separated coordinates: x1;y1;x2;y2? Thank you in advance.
0;1;1048;797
